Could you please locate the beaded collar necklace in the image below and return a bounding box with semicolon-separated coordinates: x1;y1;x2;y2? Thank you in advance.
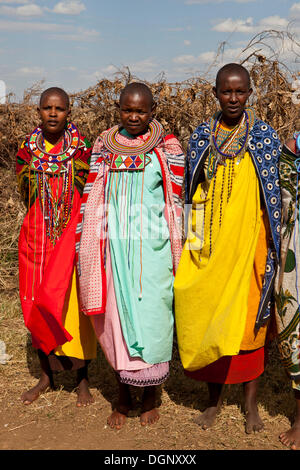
28;122;80;174
206;107;255;180
211;109;250;159
102;118;163;156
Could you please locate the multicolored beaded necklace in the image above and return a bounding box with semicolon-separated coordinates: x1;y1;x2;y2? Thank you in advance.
28;122;80;174
36;158;75;243
207;107;255;180
199;107;256;259
101;119;164;300
28;123;80;243
102;118;163;171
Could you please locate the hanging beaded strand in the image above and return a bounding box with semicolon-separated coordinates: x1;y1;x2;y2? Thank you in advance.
139;167;145;300
203;108;255;258
36;133;75;243
39;172;46;286
210;109;250;165
209;175;217;257
24;167;32;300
219;165;226;227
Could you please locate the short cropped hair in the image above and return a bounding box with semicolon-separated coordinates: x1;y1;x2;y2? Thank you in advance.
119;82;154;106
39;87;70;108
215;63;251;90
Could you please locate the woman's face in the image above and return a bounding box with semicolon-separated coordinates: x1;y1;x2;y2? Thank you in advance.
119;92;154;136
38;92;70;137
213;72;252;124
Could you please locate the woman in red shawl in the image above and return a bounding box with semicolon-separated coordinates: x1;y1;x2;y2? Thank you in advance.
17;87;97;406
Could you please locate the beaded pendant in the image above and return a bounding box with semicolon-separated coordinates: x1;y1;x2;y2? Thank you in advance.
101;119;162;172
106;153;152;171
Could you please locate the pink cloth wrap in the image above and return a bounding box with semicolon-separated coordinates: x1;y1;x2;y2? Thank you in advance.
77;132;183;316
76;129;184;379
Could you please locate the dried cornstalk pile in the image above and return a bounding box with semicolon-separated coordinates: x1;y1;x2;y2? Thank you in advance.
0;56;299;291
0;58;299;168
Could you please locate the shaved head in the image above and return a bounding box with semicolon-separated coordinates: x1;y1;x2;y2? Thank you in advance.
216;63;251;90
119;82;154;107
39;87;70;108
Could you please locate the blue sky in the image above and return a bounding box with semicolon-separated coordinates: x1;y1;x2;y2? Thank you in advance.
0;0;299;100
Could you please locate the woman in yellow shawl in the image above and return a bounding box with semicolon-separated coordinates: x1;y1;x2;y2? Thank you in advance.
174;64;282;433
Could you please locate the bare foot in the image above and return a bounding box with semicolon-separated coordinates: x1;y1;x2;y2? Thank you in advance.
140;408;160;426
76;379;94;407
280;391;300;449
107;410;128;430
107;381;132;430
193;406;219;430
280;423;300;450
245;408;264;434
21;374;51;405
193;382;223;430
140;386;159;426
243;378;264;434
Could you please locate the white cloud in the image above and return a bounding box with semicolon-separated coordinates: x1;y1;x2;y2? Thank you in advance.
184;39;191;46
50;27;99;42
18;66;45;75
88;58;159;83
291;3;300;13
52;0;86;15
290;2;300;21
173;47;243;66
172;35;300;77
0;1;30;3
16;4;43;16
0;0;87;16
213;17;254;33
172;54;198;65
213;15;289;33
92;58;158;76
89;65;117;81
259;15;289;30
0;19;99;41
0;19;65;31
128;58;158;74
0;3;43;16
101;65;117;74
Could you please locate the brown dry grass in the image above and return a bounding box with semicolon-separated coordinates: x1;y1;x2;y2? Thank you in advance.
0;44;300;450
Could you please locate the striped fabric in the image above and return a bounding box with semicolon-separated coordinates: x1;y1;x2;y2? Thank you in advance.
75;129;185;315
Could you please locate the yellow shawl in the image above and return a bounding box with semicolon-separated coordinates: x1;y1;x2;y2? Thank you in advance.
174;149;261;371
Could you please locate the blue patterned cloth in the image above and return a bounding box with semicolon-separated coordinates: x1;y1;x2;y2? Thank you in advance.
185;118;282;327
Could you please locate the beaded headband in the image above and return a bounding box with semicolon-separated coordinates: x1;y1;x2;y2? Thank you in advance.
102;118;163;156
28;122;80;174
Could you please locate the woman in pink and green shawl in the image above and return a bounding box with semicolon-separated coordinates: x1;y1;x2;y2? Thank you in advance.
76;83;184;428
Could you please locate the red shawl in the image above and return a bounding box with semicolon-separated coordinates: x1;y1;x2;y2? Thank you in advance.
17;132;91;354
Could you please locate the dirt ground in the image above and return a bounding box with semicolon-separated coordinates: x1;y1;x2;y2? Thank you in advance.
0;301;297;453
